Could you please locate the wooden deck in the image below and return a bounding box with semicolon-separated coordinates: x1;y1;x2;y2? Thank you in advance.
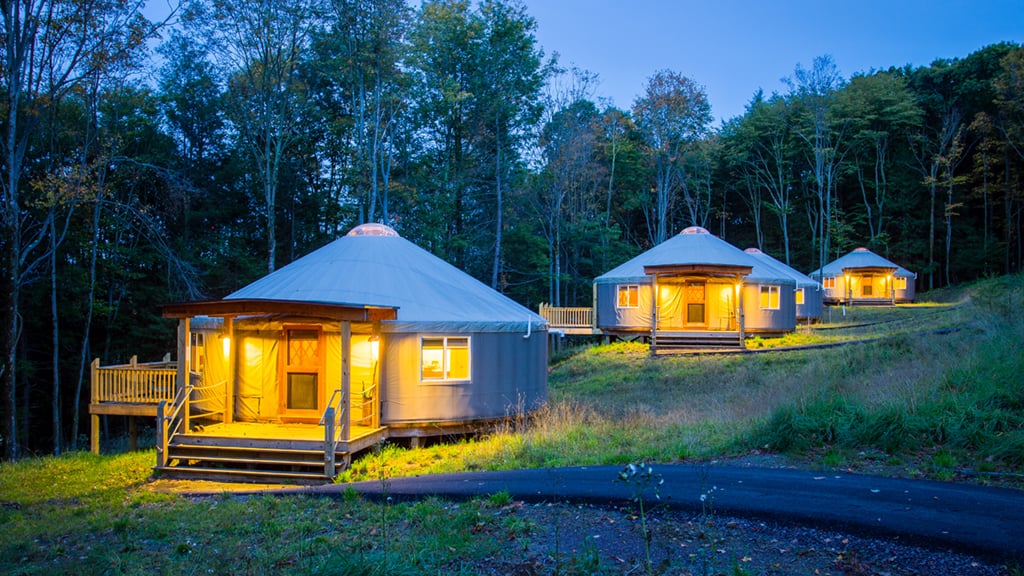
185;421;386;451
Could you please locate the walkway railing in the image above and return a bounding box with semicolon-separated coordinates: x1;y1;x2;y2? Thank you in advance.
539;304;593;328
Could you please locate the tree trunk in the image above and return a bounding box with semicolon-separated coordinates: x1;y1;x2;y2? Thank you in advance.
491;117;503;290
71;195;103;450
50;215;61;455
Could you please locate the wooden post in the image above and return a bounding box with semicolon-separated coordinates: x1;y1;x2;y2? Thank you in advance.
90;358;100;454
156;400;167;469
737;275;746;347
371;326;381;430
650;275;659;352
224;317;235;423
176;318;191;433
324;406;336;478
341;321;351;442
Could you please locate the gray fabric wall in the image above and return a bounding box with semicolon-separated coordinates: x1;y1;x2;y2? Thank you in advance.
381;330;548;424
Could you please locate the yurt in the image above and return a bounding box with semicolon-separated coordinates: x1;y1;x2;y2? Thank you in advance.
593;227;796;349
809;247;917;304
166;223;548;439
744;248;823;322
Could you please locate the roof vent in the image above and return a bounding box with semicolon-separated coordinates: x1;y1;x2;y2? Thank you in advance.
853;247;870;252
680;226;710;235
744;248;764;254
347;223;399;237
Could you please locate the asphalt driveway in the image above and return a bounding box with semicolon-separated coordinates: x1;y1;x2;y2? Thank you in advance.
295;464;1024;563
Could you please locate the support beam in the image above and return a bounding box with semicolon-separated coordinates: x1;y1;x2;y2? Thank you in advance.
90;358;100;454
341;321;351;442
225;317;235;423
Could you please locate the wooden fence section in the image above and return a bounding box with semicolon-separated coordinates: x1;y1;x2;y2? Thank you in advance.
538;304;594;329
90;355;179;454
90;356;177;405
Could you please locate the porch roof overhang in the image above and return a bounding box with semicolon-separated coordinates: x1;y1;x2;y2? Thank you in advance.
840;266;897;275
161;298;398;322
644;264;753;278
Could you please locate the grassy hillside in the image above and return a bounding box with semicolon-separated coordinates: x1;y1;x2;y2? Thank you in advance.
1;274;1021;574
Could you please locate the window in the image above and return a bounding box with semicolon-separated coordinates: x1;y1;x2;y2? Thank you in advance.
617;285;639;308
282;327;322;413
421;336;470;381
759;285;780;310
795;288;805;305
190;333;205;373
822;277;835;289
895;277;907;290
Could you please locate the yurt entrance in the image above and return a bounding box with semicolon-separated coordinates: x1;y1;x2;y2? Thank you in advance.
656;279;708;330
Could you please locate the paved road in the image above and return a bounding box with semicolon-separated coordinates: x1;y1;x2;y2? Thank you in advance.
295;465;1024;563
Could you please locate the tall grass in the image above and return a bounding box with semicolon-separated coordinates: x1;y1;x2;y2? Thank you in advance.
743;273;1024;471
352;273;1024;480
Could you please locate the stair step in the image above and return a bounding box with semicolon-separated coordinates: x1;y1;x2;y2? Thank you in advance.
156;465;330;483
169;444;325;459
167;453;341;469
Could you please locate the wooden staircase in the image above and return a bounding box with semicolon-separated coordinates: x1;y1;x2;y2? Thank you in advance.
156;434;343;484
651;331;744;353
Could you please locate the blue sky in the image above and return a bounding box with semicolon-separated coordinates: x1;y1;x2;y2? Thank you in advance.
522;0;1024;124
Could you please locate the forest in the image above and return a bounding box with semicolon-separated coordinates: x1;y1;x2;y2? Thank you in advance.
1;0;1023;459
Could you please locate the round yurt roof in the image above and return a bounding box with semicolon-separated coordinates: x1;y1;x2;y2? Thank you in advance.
809;247;916;279
596;227;782;284
227;224;545;332
744;248;821;288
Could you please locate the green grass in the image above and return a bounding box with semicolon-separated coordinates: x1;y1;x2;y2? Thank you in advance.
2;273;1023;574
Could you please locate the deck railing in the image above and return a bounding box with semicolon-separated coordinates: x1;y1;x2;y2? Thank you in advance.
91;355;177;405
539;303;593;328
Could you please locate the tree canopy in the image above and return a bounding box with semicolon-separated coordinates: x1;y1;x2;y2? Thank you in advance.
1;0;1022;457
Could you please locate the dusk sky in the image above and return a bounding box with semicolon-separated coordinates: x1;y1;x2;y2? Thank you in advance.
522;0;1024;124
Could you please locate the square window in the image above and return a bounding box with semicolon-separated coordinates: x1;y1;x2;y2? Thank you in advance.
760;285;780;310
422;337;471;382
286;373;318;410
617;285;639;308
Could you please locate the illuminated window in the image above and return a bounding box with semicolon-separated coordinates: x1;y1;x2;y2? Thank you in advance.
895;277;907;290
795;288;805;305
190;333;205;372
421;337;471;381
822;277;835;289
759;285;780;310
617;285;639;308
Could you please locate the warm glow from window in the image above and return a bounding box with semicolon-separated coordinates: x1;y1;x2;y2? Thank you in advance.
759;285;780;310
895;277;907;290
823;277;835;289
221;336;230;358
421;337;470;381
795;288;805;305
617;285;639;308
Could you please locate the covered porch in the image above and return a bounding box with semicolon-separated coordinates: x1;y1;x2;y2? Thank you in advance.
88;298;398;482
645;263;751;351
834;265;899;305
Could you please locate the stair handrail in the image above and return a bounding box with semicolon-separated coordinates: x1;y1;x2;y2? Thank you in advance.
155;382;193;469
321;389;347;478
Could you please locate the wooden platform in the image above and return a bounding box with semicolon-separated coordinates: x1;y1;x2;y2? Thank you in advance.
158;421;389;483
186;421;385;451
